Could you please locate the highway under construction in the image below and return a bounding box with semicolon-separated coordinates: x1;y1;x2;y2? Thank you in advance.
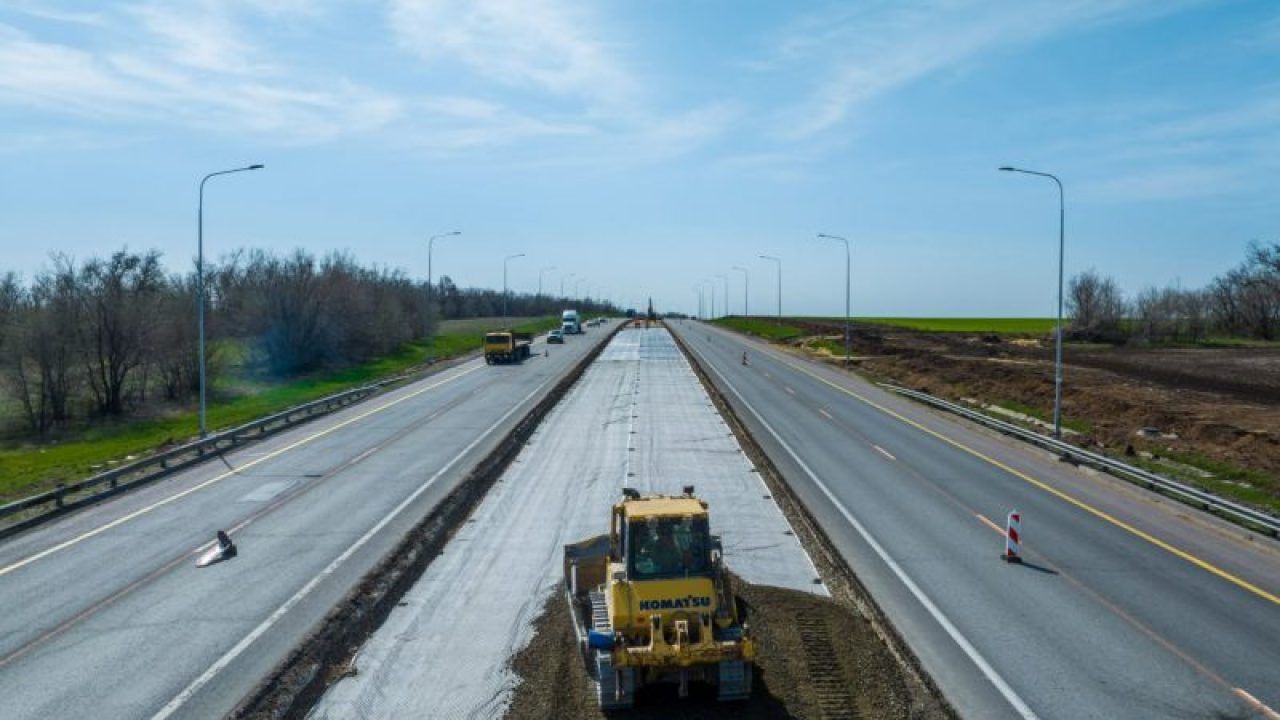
308;324;931;719
1;320;1277;720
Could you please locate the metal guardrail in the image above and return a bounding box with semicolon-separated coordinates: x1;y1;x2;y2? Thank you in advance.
0;360;450;539
880;383;1280;538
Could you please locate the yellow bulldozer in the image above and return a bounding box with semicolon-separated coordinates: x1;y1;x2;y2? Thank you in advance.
563;487;754;709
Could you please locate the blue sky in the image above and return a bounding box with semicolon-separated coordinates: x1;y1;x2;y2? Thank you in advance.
0;1;1276;317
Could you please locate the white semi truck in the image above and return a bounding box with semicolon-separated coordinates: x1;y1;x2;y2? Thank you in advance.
562;309;583;335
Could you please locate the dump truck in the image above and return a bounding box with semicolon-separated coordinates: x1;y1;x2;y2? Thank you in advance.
563;487;754;709
483;330;533;364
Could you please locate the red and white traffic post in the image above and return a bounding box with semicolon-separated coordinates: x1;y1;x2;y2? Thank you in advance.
1003;510;1022;563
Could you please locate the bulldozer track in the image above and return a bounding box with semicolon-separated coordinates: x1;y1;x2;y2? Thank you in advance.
795;613;857;720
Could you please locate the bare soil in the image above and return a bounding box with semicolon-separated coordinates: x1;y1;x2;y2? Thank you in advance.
504;579;915;720
781;319;1280;506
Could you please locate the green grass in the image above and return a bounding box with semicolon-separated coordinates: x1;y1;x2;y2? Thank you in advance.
1129;450;1279;514
845;317;1058;334
0;316;560;502
711;317;807;342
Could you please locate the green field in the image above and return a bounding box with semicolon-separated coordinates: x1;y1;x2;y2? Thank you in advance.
712;317;807;341
0;316;560;502
840;317;1057;334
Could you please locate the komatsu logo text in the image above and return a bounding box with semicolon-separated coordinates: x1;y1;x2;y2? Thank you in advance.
638;595;712;611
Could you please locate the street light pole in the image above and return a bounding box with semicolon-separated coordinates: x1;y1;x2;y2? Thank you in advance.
759;255;781;325
816;233;851;366
705;280;716;318
198;163;263;438
732;266;749;317
503;253;525;326
1000;165;1066;438
426;230;461;334
562;273;573;298
716;274;729;318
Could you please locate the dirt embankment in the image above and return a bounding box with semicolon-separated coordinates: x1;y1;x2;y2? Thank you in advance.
774;319;1280;506
505;579;915;720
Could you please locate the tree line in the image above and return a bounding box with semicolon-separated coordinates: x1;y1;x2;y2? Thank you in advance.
0;247;614;438
1067;241;1280;344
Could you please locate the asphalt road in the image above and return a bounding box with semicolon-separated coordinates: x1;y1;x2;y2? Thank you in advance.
0;328;607;720
314;326;820;719
669;320;1280;720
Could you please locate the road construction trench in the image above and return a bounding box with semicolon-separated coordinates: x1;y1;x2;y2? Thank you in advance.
310;326;913;719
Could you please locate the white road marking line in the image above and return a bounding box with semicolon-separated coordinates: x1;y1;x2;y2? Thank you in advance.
784;386;795;395
818;408;833;420
975;513;1005;535
0;364;482;579
873;444;897;461
348;446;380;467
1235;688;1280;720
150;371;556;720
684;335;1040;720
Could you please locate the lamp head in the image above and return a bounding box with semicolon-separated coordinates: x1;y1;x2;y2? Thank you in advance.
248;164;264;170
998;166;1015;172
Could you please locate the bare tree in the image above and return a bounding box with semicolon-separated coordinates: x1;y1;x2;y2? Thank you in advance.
154;274;202;401
78;250;165;416
1067;269;1126;342
4;264;79;435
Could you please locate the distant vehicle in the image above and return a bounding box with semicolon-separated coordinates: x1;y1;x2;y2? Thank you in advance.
548;329;565;344
562;309;583;335
484;330;533;364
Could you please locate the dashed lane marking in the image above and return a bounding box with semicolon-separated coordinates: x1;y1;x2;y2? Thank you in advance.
683;335;1040;720
752;339;1280;608
150;367;558;720
975;513;1004;535
0;364;484;578
1234;688;1280;720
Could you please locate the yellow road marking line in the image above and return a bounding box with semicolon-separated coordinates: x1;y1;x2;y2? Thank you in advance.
0;364;483;578
772;354;1280;607
1235;688;1280;720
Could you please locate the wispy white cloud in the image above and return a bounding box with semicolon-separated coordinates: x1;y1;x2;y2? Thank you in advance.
125;2;270;76
766;0;1203;139
0;1;729;159
4;1;106;25
0;4;403;144
387;0;639;110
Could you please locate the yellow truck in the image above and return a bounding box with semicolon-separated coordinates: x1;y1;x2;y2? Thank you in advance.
563;487;754;709
483;330;533;364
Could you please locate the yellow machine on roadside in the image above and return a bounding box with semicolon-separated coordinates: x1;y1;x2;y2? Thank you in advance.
563;487;754;709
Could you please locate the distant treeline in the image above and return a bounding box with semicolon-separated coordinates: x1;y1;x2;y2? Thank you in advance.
0;247;614;437
1068;241;1280;344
